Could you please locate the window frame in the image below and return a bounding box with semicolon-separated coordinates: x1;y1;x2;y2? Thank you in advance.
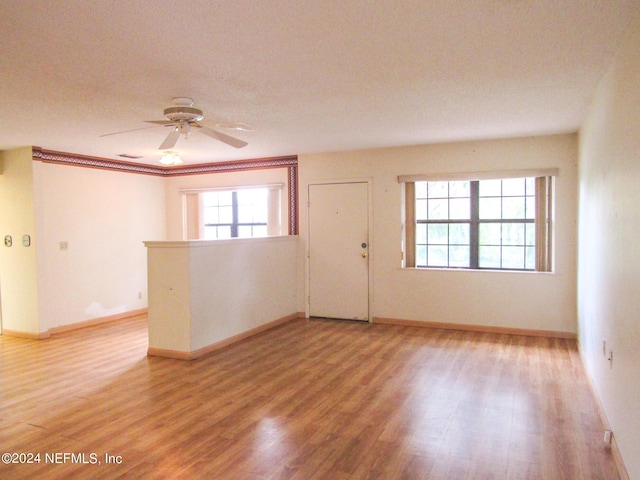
202;189;269;239
181;184;284;240
400;169;556;272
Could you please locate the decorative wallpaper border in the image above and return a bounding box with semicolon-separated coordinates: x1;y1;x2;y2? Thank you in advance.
31;147;298;176
32;147;166;175
32;147;299;234
287;165;298;235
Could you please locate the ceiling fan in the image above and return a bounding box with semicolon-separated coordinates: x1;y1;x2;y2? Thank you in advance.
100;97;250;150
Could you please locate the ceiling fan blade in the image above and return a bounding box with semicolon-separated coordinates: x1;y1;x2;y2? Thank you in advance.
159;127;181;150
213;122;253;131
145;120;175;126
99;125;161;137
197;125;248;148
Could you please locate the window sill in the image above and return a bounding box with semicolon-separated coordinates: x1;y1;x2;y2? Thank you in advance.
401;266;554;275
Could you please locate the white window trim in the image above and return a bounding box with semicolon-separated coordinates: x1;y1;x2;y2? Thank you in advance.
398;168;559;183
179;183;284;194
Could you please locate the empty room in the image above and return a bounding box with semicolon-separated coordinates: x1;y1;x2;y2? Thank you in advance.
1;1;639;479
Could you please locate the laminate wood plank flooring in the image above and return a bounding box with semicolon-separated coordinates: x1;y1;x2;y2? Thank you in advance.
0;317;619;479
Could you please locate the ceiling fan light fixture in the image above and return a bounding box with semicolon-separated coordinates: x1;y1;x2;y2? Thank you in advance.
101;98;248;150
159;151;182;166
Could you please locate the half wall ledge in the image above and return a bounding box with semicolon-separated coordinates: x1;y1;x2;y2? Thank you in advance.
144;236;300;360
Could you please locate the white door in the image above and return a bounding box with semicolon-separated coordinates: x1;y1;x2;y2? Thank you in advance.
308;182;369;321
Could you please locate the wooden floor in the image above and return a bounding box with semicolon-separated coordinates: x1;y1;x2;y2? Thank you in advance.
0;317;618;479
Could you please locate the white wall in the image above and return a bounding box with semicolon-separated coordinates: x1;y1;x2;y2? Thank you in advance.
2;154;292;335
578;10;640;479
146;236;299;356
189;236;299;351
0;147;40;335
299;134;578;334
32;161;166;331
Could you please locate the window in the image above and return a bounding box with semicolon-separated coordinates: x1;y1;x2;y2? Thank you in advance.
202;188;269;239
402;170;555;271
182;185;283;240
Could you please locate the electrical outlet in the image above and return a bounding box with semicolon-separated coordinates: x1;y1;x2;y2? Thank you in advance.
138;291;142;300
59;241;68;251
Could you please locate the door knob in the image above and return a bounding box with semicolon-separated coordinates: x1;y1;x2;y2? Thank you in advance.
361;252;368;258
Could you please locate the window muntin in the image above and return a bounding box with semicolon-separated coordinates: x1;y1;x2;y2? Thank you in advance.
202;188;269;240
413;176;546;271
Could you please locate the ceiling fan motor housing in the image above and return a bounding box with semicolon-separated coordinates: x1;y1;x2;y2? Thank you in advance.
164;106;204;123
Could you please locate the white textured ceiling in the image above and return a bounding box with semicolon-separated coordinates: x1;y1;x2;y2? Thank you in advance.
1;1;638;166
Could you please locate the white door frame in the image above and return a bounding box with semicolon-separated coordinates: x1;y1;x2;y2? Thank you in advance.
304;179;373;322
